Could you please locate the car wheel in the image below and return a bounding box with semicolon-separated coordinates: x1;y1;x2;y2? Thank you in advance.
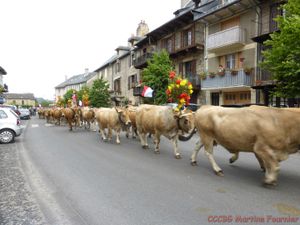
0;129;15;144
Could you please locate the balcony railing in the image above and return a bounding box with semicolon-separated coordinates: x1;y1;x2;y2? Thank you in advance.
133;53;153;69
202;70;254;89
207;26;246;51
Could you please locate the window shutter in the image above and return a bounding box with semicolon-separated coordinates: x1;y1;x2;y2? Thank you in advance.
179;63;183;75
191;60;196;74
219;56;225;68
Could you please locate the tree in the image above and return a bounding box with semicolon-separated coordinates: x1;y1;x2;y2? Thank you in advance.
77;86;90;106
142;50;173;105
89;78;111;107
260;0;300;97
63;89;76;106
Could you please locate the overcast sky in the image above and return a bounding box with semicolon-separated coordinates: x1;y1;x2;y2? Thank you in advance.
0;0;180;100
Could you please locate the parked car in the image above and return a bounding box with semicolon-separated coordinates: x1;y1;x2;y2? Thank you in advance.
0;104;21;116
19;108;31;120
0;107;23;143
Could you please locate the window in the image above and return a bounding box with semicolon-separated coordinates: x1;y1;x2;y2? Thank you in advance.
162;37;174;53
225;54;236;69
128;74;137;90
270;3;283;32
183;29;193;47
114;78;121;94
0;110;8;119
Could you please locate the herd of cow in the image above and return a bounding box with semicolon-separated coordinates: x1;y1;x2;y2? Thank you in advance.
37;104;300;187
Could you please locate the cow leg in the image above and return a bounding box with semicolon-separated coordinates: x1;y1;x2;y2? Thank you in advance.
99;128;107;141
191;138;204;166
138;132;148;149
254;144;279;185
107;128;112;141
115;128;121;144
202;135;223;176
154;133;160;154
255;153;265;172
171;135;181;159
229;152;239;164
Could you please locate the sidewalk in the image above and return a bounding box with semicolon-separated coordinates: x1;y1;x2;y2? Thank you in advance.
0;142;45;225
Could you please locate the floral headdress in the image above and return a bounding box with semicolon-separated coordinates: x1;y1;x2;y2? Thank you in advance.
166;71;193;111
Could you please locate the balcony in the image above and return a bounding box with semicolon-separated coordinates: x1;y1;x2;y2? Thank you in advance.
254;68;275;87
133;53;153;69
202;70;254;90
207;26;246;52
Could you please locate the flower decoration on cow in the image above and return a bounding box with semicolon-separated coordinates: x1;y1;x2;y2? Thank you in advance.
166;71;193;111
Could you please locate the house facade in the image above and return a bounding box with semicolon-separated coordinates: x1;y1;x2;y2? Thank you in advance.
55;69;96;102
92;21;148;106
133;3;205;104
3;93;36;107
193;0;257;106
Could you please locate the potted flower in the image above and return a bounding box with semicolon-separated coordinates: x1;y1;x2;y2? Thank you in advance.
217;65;225;76
209;71;216;78
199;71;207;80
244;67;253;75
230;68;238;76
166;71;193;111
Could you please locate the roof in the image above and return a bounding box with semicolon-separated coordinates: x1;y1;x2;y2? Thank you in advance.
0;66;7;75
94;49;131;73
3;93;35;100
55;72;97;89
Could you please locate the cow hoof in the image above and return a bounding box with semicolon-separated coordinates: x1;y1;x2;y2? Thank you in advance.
103;138;108;142
229;158;235;164
191;161;197;166
116;142;120;145
142;145;149;149
154;151;160;154
175;154;181;159
263;181;277;188
126;134;129;138
215;170;224;177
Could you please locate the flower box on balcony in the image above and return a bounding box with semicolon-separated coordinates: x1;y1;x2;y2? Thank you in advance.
230;69;238;76
209;72;216;78
244;67;253;75
199;71;207;80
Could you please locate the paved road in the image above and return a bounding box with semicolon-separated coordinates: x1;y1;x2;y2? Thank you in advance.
1;116;300;225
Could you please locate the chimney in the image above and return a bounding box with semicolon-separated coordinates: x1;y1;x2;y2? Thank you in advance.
84;68;89;76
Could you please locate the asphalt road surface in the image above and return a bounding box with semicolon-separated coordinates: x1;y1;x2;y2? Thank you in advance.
3;116;300;225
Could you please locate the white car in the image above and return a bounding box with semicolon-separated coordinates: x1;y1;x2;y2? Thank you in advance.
0;107;23;143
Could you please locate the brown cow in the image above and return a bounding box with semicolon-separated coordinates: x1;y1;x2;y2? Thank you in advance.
62;107;82;131
81;107;96;131
126;105;138;138
95;107;131;144
228;106;300;169
190;105;300;185
52;108;63;125
135;104;195;159
37;108;45;119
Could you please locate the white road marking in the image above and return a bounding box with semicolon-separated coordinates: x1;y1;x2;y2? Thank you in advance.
45;123;53;127
31;124;39;128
